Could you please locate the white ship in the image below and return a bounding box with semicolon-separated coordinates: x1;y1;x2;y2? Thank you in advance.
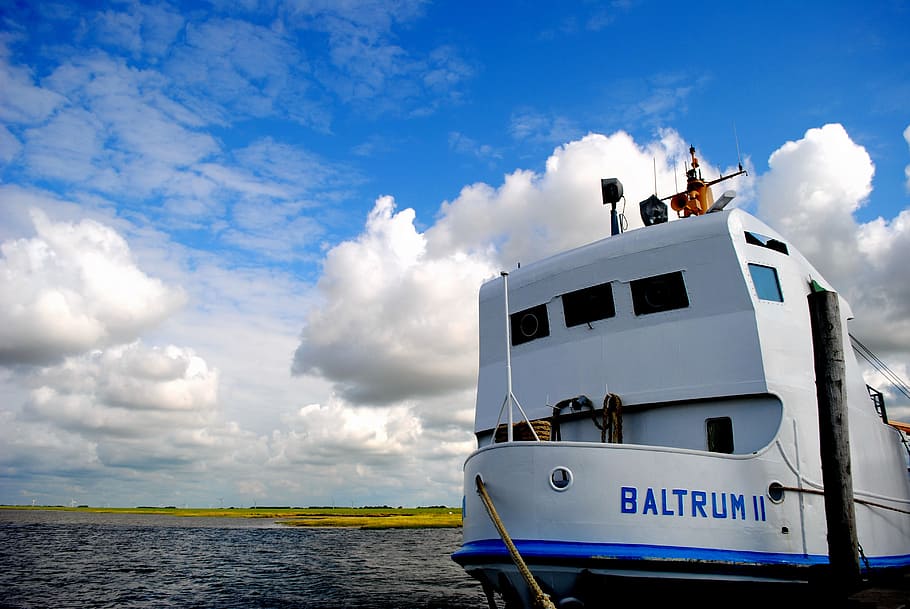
452;147;910;608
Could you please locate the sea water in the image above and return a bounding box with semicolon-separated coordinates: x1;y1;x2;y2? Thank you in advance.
0;509;487;609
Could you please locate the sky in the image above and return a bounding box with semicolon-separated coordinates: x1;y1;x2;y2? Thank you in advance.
0;0;909;509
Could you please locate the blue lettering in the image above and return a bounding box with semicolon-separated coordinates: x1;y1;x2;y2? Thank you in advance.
643;488;658;515
673;489;687;516
692;491;708;517
621;487;637;513
619;486;769;522
711;492;728;518
660;488;674;515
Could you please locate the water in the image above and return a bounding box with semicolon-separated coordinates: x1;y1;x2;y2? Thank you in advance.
0;510;488;609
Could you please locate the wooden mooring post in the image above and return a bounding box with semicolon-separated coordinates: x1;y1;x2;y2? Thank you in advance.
808;289;861;595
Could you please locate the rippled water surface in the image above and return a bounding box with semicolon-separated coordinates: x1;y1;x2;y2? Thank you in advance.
0;510;487;609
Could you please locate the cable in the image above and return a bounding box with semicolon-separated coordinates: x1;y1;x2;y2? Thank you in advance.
850;334;910;402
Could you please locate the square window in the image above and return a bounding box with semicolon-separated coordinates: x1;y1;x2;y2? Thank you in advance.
510;304;550;345
562;283;615;327
748;264;784;302
631;271;689;315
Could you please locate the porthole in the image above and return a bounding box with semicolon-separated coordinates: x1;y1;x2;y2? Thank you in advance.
768;481;785;504
549;466;573;491
519;313;539;337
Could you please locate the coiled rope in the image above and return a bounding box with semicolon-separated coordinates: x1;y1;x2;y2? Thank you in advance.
475;475;556;609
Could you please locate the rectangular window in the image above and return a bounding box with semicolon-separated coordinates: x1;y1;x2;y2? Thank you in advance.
562;283;615;327
631;271;689;315
706;417;734;454
744;231;789;255
748;264;784;302
510;304;550;346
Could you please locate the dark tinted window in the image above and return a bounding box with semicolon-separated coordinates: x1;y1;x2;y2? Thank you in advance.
562;283;615;327
631;271;689;315
744;231;789;255
706;417;734;454
510;304;550;346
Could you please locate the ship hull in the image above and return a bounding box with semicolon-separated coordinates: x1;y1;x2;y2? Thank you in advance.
453;441;910;607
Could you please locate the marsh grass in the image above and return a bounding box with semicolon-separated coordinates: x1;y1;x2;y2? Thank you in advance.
0;505;463;528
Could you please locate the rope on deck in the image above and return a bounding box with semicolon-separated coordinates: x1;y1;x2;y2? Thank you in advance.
474;475;556;609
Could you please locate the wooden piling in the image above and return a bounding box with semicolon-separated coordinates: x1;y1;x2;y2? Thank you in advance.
808;289;861;594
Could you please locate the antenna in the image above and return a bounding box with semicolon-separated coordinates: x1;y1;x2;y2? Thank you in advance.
653;157;657;195
733;121;744;171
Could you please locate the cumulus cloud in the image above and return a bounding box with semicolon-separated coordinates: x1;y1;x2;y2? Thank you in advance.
24;342;218;435
0;210;185;365
293;196;496;404
263;394;470;503
756;124;910;408
427;129;712;265
0;341;222;488
758;123;874;268
272;398;420;465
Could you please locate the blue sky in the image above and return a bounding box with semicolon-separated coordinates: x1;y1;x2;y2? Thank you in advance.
1;1;909;508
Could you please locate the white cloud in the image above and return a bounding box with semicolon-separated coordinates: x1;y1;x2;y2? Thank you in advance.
168;17;321;125
510;109;581;145
3;342;216;463
756;124;910;404
293;195;496;404
24;343;218;433
0;35;66;124
0;210;186;365
448;131;501;162
428;129;711;265
17;53;221;200
93;3;185;59
0;123;21;164
758;123;874;265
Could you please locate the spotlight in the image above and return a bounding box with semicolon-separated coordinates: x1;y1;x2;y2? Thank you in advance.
601;178;623;206
639;194;668;226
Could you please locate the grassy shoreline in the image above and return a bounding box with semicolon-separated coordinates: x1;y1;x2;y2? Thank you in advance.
0;505;463;529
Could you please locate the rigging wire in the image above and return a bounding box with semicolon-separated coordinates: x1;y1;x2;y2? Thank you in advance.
849;333;910;402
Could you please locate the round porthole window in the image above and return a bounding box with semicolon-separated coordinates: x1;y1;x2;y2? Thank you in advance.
520;313;539;337
549;466;573;491
768;481;785;504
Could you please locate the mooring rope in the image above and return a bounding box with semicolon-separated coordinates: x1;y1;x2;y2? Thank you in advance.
780;486;910;515
475;475;556;609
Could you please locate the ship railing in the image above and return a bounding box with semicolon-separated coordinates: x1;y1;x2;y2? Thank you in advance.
867;384;888;423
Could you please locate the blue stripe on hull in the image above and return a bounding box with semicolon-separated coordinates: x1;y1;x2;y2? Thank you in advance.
453;539;910;572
